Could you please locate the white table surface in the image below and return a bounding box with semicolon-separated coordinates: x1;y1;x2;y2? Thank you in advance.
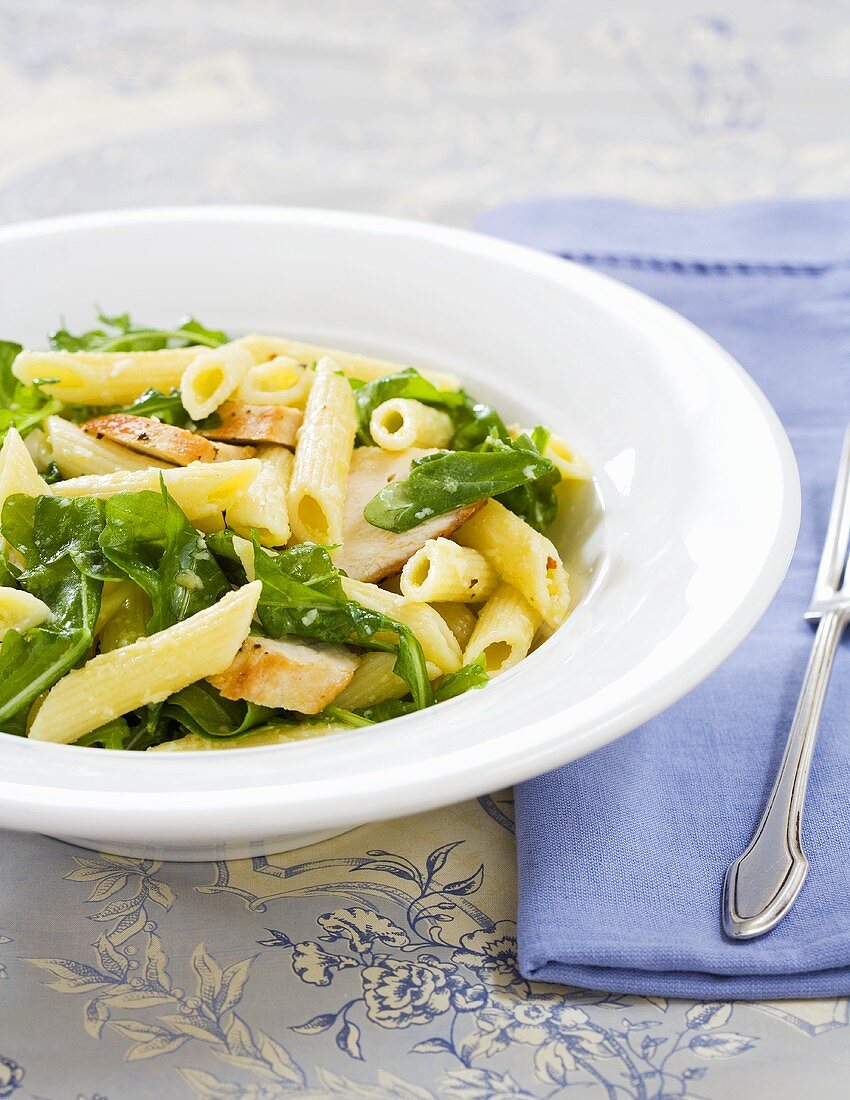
1;3;849;1098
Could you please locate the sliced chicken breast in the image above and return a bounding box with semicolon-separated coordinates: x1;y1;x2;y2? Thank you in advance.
208;635;359;714
200;401;303;447
83;413;250;465
334;447;483;583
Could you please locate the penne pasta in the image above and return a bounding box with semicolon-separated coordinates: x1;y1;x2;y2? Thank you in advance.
400;537;498;604
341;576;462;673
54;458;261;532
237;356;313;408
180;340;255;421
454;499;570;628
431;602;478;651
226;444;293;547
23;428;52;472
370;398;454;451
463;583;541;673
97;584;151;653
288;357;357;546
47;415;172;477
0;427;52;508
12;348;198;404
0;586;51;638
333;651;441;711
240;334;459;389
28;581;262;744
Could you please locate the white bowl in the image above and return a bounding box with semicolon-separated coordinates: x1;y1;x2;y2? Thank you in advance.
0;207;799;860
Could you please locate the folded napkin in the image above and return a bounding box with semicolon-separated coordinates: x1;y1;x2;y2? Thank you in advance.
476;197;850;999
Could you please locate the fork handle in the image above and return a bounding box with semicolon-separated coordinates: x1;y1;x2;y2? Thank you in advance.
723;608;846;939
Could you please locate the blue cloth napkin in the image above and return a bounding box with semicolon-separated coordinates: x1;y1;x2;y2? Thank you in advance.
476;197;850;1000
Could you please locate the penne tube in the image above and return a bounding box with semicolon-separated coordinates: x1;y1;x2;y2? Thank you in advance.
370;398;454;451
0;427;52;508
454;499;570;628
237;356;313;408
23;428;52;472
0;586;51;638
12;348;198;405
431;602;478;651
148;721;347;751
333;651;442;711
54;458;261;532
341;576;462;673
47;416;172;477
546;432;592;481
226;444;293;547
288;357;357;546
400;538;498;604
240;333;459;389
97;584;151;653
28;582;261;744
463;583;541;674
180;340;255;421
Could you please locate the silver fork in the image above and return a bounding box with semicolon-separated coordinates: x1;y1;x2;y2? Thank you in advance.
723;425;850;940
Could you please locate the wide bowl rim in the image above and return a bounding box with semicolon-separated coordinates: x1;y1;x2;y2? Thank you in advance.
0;204;801;831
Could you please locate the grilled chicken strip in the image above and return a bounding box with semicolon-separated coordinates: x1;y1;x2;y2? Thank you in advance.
209;636;359;714
83;413;250;465
333;447;484;583
199;401;303;447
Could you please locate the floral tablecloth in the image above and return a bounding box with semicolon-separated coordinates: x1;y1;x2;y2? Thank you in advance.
2;797;849;1099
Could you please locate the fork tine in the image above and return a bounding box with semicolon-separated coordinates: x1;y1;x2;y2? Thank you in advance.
812;424;850;603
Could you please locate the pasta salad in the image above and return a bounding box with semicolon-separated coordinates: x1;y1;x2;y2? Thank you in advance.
0;313;588;751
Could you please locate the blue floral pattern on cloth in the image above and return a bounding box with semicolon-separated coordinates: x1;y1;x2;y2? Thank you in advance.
2;797;849;1098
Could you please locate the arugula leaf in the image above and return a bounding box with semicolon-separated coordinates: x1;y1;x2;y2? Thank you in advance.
352;368;466;445
0;339;63;445
449;398;509;451
119;388;194;427
99;484;229;633
163;682;274;739
490;429;561;532
49;312;229;353
363;446;555;533
0;495;109;726
75;717;134;750
434;655;488;702
252;540;433;709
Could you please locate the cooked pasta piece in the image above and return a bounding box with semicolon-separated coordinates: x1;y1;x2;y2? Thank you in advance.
237;356;313;408
12;348;198;404
23;428;51;472
55;459;261;532
28;582;261;744
81;413;248;466
200;401;302;447
0;587;51;638
546;432;592;481
226;445;293;547
180;341;255;421
47;416;172;477
288;357;357;546
149;721;347;751
333;651;441;711
97;585;151;653
400;538;498;604
370;398;454;451
94;580;139;636
334;447;482;582
431;602;478;651
210;636;359;714
454;499;570;628
240;334;459;389
0;427;52;507
463;583;541;673
341;576;462;673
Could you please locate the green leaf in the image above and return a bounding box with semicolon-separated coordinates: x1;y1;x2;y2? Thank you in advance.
118;388;193;427
49;312;229;353
352;368;466;445
363;446;555;532
491;430;561;532
434;655;488;702
253;541;433;709
0;495;108;725
98;484;229;633
163;682;273;739
75;718;134;750
0;338;64;445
